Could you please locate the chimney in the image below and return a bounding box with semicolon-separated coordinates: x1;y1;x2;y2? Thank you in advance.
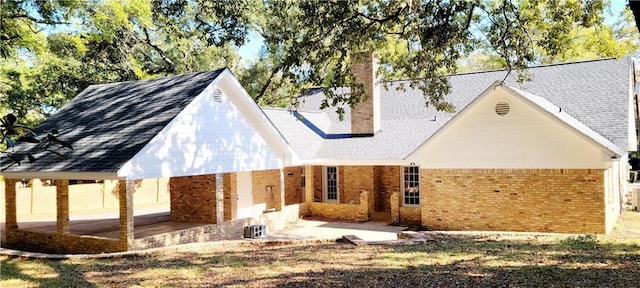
351;51;381;135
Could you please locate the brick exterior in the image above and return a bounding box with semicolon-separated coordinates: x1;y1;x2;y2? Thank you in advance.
343;166;374;205
223;173;237;221
351;51;380;134
5;229;126;254
252;169;281;211
399;207;421;226
169;175;217;223
119;180;134;249
284;166;304;205
135;218;252;250
4;179;18;231
374;166;400;211
309;191;369;222
55;179;70;234
390;192;400;223
421;169;606;233
313;166;323;202
304;165;315;204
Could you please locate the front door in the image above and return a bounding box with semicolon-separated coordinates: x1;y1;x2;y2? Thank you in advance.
237;171;253;219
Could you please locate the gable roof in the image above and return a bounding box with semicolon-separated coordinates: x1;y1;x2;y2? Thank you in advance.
269;57;632;163
404;81;624;162
2;69;226;176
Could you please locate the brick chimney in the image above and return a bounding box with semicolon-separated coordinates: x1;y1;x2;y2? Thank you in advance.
351;51;381;135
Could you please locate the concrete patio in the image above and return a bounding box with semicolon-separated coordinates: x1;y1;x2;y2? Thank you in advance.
1;209;407;251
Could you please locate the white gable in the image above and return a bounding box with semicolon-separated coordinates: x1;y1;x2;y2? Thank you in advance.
118;72;287;179
407;84;618;169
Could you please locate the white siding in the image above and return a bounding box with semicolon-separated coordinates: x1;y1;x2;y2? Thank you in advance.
119;78;283;179
605;155;626;233
408;86;613;169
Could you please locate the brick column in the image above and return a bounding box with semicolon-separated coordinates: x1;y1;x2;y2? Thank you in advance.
390;192;400;224
55;179;70;234
4;179;18;230
304;166;314;204
215;173;224;223
359;191;369;221
223;173;237;221
276;168;285;211
119;180;134;250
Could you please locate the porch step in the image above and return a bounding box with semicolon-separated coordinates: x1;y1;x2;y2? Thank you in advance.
370;212;391;222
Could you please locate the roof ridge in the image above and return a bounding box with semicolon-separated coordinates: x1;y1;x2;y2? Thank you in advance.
296;57;622;90
386;57;620;83
88;68;228;89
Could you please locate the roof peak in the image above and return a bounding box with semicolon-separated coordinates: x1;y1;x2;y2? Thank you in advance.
88;68;228;89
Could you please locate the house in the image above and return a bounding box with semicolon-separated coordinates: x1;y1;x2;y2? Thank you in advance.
1;52;636;254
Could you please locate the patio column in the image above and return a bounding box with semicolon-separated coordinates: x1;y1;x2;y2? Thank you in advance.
119;179;134;250
4;178;18;231
276;168;285;211
215;173;224;223
55;179;70;234
390;192;400;224
304;165;314;204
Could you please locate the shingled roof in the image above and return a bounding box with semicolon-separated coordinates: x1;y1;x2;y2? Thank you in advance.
2;58;633;175
2;68;226;174
267;57;633;161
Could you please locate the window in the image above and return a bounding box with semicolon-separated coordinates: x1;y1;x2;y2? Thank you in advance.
403;166;420;206
301;167;306;187
324;166;339;202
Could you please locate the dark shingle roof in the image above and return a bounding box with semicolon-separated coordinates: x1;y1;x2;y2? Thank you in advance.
2;68;226;173
270;57;632;160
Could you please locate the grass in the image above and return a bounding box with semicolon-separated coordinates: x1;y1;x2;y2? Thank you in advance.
2;212;640;287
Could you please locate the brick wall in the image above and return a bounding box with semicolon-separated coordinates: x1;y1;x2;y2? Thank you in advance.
308;191;369;222
374;166;400;211
390;191;421;225
399;207;421;226
421;169;606;233
252;169;281;211
284;166;304;205
5;229;126;254
134;218;252;250
313;166;323;202
169;175;217;223
342;166;374;206
223;173;237;221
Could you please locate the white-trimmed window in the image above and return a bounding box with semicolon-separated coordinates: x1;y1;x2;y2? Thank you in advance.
323;166;339;202
402;166;420;206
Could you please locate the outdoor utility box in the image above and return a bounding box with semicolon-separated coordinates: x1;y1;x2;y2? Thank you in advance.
244;224;266;238
632;189;639;211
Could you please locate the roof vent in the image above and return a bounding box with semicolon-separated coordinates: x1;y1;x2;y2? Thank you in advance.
495;101;510;116
211;88;223;103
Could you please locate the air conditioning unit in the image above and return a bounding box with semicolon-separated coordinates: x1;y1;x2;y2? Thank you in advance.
244;224;266;238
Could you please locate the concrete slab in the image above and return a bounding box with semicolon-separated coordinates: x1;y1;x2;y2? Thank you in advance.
266;220;407;242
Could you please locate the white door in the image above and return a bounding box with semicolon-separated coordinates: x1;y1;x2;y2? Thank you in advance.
237;171;253;219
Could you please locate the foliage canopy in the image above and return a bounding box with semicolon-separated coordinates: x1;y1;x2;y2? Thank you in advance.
1;0;638;123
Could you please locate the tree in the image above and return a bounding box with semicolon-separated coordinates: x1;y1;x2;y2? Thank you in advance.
1;0;242;125
236;0;611;117
459;7;640;71
1;113;72;166
2;0;627;122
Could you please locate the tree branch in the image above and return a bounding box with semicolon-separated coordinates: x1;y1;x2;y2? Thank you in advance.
255;65;282;102
142;27;176;73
